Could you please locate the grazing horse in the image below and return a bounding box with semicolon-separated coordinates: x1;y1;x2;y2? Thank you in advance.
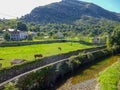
0;59;4;60
34;54;43;59
58;47;62;51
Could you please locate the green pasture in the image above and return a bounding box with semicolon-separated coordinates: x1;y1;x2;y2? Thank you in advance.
0;42;94;68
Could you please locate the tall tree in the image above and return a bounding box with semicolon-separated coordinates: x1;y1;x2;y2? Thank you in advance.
17;22;27;31
110;26;120;45
4;32;10;41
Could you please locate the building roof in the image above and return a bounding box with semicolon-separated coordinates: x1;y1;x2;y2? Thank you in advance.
3;29;27;33
3;29;20;32
11;59;26;64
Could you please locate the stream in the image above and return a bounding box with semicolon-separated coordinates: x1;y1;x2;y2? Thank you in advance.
56;54;120;90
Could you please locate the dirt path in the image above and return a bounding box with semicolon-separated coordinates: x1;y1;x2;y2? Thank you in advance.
70;78;97;90
117;80;120;90
58;78;99;90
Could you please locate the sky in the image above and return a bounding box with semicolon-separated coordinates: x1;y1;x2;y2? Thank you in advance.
0;0;120;19
81;0;120;13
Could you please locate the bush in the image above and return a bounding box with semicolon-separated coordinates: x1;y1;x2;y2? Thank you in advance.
4;82;18;90
87;52;94;60
3;32;10;41
69;56;81;69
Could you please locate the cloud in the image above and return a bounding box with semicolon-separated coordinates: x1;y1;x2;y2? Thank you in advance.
0;0;61;19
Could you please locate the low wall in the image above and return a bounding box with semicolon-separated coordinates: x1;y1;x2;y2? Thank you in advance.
0;46;106;85
0;40;67;47
0;40;102;47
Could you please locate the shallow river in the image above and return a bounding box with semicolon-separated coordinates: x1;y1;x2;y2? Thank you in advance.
57;54;120;90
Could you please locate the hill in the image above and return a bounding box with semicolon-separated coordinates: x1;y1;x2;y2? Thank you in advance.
21;0;120;24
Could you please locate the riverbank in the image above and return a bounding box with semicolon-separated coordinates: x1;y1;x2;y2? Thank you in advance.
98;56;120;90
68;78;98;90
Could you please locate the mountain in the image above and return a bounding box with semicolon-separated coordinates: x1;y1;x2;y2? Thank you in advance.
21;0;120;24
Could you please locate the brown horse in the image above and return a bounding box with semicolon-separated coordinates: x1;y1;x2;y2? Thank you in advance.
34;54;43;59
58;47;62;51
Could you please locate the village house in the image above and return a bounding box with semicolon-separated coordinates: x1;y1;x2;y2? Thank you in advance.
3;29;28;41
56;32;64;39
10;59;26;65
92;37;106;44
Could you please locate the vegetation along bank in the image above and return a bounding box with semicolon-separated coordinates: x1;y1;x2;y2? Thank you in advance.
98;56;120;90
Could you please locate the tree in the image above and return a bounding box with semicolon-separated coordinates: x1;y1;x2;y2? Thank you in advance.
17;22;27;31
106;35;111;49
4;32;10;41
27;33;33;40
110;26;120;45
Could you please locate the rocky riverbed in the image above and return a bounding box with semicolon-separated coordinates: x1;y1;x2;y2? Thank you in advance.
58;78;99;90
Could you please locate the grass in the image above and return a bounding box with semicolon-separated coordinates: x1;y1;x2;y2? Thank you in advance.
98;61;120;90
0;42;94;68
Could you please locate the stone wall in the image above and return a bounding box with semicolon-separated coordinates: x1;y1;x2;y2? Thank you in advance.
0;40;77;47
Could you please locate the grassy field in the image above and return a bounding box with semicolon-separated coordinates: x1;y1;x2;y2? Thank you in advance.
0;42;94;68
98;61;120;90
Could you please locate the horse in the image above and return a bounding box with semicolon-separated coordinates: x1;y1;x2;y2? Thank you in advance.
58;47;62;51
0;59;4;61
34;54;43;59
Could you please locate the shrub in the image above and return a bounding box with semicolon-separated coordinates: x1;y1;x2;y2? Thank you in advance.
69;56;81;69
4;82;18;90
87;52;94;61
3;32;10;41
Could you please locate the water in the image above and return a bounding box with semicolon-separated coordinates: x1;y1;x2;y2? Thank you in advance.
57;54;120;90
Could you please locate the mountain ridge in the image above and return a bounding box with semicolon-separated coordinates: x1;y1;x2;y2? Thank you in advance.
21;0;120;24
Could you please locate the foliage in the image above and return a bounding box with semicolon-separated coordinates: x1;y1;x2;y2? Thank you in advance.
21;0;120;24
70;56;81;66
4;82;18;90
3;31;10;41
0;19;17;31
106;35;111;49
0;17;120;39
16;21;27;31
87;52;94;60
111;26;120;45
78;51;86;57
27;33;33;40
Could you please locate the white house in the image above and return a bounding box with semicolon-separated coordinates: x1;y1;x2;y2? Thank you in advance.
3;29;28;41
10;59;26;65
28;31;37;36
56;32;64;39
92;37;105;44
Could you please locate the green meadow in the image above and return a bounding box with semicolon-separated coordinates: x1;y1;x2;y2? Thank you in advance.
98;61;120;90
0;42;94;68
